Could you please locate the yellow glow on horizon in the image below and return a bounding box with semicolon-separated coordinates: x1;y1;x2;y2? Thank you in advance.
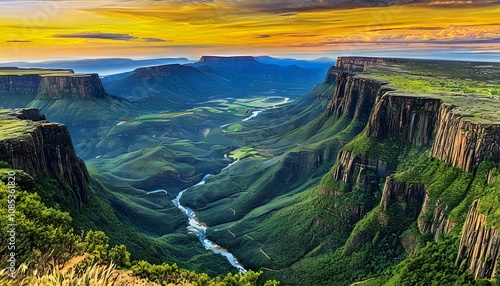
0;1;499;61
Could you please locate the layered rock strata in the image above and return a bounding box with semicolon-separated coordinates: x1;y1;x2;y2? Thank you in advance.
0;109;90;208
456;200;500;279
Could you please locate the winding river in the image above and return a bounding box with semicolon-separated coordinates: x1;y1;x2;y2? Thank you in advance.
171;160;246;273
147;100;285;274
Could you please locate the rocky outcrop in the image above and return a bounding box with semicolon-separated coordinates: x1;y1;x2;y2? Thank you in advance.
417;194;455;241
37;74;107;99
0;109;90;208
336;57;410;72
332;150;388;188
380;177;426;218
324;67;341;84
431;106;500;173
13;108;46;121
281;150;333;177
456;200;500;279
367;95;441;146
336;57;387;71
0;74;42;94
326;72;385;120
0;69;107;99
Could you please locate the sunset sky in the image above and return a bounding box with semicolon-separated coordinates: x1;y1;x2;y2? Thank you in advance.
1;0;499;61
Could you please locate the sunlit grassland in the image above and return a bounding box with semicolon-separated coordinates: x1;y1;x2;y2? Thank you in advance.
230;146;262;159
0;110;34;139
362;60;500;124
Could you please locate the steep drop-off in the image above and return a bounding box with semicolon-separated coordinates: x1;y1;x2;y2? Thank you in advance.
367;95;441;147
0;68;108;100
320;57;500;283
0;108;89;208
456;200;500;279
228;57;500;285
0;74;41;94
37;74;107;99
431;106;500;172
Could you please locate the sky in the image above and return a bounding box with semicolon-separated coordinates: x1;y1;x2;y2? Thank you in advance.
0;0;499;61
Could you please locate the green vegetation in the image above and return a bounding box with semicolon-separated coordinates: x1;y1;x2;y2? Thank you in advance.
0;115;33;138
385;234;477;286
132;261;279;286
362;60;500;124
226;123;243;132
0;178;280;285
2;58;499;285
230;146;261;159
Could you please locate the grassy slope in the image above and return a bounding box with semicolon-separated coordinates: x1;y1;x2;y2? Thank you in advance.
182;60;500;285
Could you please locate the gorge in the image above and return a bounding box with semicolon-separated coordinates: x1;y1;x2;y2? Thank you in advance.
0;56;499;285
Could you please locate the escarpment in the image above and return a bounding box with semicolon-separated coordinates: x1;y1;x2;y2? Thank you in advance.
326;72;384;120
37;74;107;99
0;74;42;94
0;109;90;208
0;68;108;99
320;58;500;275
431;106;500;173
336;56;409;71
380;177;426;218
367;95;441;146
456;200;500;279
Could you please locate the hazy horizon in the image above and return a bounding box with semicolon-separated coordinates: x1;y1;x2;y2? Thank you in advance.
1;0;499;62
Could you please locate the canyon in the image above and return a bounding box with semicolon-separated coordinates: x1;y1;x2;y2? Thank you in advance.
0;56;499;285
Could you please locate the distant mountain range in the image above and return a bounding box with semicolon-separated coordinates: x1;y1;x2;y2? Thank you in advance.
0;56;336;77
102;56;327;109
255;56;336;69
0;58;194;76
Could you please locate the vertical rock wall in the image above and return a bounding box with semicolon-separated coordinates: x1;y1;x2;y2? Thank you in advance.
0;111;90;208
431;106;500;173
367;95;441;147
456;200;500;279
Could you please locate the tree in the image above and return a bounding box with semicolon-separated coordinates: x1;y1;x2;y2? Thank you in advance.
108;244;131;268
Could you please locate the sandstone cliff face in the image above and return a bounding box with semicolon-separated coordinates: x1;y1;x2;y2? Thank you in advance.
336;57;387;71
37;74;107;99
380;177;426;218
320;72;389;224
456;200;500;279
281;149;334;177
367;95;441;146
336;57;410;72
331;150;387;190
0;109;89;208
431;106;500;173
326;72;385;120
324;67;340;84
417;194;455;241
320;57;500;279
0;75;41;94
0;69;107;99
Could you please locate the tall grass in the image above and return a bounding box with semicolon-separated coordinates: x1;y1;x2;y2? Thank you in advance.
0;262;119;286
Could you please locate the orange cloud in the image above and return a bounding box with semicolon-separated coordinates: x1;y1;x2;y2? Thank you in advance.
0;0;499;60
